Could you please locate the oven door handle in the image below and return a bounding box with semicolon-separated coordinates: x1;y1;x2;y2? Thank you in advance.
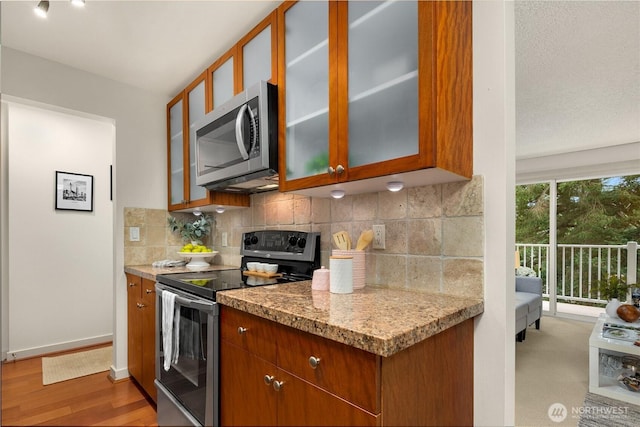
156;284;216;313
174;294;215;312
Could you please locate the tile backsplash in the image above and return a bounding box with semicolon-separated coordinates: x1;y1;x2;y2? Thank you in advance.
125;175;484;298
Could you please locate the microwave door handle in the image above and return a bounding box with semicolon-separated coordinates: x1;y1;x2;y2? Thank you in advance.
234;104;251;161
246;104;257;154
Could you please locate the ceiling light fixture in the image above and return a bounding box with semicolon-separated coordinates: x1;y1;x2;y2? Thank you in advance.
71;0;86;7
215;206;226;214
330;189;345;199
34;1;49;18
386;181;404;192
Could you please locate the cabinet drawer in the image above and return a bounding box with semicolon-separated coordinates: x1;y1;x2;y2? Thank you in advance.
220;307;277;364
276;325;380;414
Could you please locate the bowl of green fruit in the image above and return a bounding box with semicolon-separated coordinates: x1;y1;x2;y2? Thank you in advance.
178;243;218;269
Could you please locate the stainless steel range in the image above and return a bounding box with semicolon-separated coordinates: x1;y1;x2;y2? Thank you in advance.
154;230;320;427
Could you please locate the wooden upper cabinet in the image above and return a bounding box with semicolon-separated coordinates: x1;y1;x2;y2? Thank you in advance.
167;72;211;211
207;10;278;112
278;0;472;193
167;72;250;211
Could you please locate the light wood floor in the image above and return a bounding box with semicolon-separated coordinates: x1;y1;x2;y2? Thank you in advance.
1;345;157;426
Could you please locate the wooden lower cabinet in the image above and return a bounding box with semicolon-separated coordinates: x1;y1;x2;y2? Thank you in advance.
220;306;473;426
125;273;157;402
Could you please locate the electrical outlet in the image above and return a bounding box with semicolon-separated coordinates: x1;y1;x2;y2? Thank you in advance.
129;227;140;242
372;224;385;249
222;232;228;247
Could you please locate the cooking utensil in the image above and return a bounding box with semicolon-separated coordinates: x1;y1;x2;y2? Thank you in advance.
332;231;350;250
355;229;373;251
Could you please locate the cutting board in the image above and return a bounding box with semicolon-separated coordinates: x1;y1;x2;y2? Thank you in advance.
243;271;283;278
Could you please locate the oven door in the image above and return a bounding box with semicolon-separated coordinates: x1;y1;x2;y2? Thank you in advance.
155;283;219;427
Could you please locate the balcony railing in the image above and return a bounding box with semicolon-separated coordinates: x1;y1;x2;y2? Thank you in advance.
516;241;639;307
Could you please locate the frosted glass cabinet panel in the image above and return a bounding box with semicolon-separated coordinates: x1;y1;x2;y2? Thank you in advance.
243;24;272;90
169;99;184;205
212;57;235;108
283;0;330;180
188;80;206;202
348;0;418;168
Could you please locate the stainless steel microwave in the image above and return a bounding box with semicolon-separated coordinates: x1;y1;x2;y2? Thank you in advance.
195;81;278;192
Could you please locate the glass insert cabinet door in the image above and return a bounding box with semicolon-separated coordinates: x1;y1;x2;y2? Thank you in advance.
347;1;418;168
212;57;235;109
242;23;272;90
169;98;184;206
281;0;420;185
282;0;330;181
188;80;207;202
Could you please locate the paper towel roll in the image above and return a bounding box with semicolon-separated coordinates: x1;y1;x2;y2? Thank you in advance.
330;256;353;294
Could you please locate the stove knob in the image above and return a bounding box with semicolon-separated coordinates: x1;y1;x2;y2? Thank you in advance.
244;236;252;246
288;235;298;246
297;237;307;248
250;235;259;245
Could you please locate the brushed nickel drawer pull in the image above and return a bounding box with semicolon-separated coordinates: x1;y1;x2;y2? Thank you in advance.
263;375;274;386
273;380;284;391
237;326;247;335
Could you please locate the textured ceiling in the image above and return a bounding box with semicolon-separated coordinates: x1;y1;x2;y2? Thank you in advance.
1;1;639;160
0;0;279;97
514;1;640;159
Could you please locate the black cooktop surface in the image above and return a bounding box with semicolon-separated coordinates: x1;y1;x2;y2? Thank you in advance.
156;269;300;301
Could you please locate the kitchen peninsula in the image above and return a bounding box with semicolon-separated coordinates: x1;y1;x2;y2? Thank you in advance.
218;282;483;426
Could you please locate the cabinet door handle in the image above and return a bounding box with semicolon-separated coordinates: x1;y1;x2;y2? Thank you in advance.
237;326;247;335
308;356;321;369
128;282;136;287
145;289;153;294
336;165;345;175
263;375;274;386
136;303;146;309
273;380;284;391
328;166;336;176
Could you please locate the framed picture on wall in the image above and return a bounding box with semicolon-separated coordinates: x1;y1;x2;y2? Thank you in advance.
55;171;94;212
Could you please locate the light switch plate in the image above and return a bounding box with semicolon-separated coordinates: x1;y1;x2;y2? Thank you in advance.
129;227;140;242
222;232;228;247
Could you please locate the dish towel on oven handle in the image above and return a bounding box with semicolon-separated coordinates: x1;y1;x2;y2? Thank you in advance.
161;290;181;371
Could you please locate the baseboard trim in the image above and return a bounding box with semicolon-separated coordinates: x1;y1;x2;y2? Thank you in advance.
109;365;130;382
4;334;113;361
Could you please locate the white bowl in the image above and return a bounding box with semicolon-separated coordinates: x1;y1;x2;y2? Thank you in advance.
264;263;279;274
247;262;260;272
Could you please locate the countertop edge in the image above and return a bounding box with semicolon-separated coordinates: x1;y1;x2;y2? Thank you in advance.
217;288;484;357
124;264;238;281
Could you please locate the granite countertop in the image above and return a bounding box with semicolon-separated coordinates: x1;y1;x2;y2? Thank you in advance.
217;282;484;357
124;264;238;281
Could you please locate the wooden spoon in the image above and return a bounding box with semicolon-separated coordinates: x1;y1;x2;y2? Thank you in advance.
355;229;373;251
332;231;350;250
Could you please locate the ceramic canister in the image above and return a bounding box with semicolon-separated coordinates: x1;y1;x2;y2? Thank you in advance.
330;256;353;294
312;266;330;291
332;249;365;289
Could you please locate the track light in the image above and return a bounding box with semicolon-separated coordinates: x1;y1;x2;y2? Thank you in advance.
34;1;49;18
215;206;226;214
71;0;86;7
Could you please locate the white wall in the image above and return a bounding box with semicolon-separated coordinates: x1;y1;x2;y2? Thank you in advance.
6;102;114;357
1;46;168;379
473;1;516;425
